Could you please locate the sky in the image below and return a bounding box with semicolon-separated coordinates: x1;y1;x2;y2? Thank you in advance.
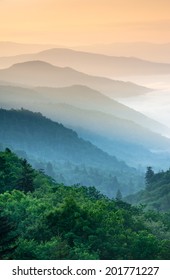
0;0;170;45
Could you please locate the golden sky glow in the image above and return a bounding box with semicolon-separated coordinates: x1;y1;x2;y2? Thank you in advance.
0;0;170;45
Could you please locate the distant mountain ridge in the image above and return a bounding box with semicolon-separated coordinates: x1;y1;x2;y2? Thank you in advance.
1;41;170;64
74;42;170;63
0;48;170;78
0;60;149;98
0;83;168;136
1;84;170;169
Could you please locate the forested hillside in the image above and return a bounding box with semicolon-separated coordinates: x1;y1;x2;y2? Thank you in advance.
0;108;128;167
126;167;170;212
0;108;144;197
0;149;170;260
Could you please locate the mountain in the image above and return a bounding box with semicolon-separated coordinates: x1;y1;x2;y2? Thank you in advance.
1;48;170;78
74;42;170;63
1;149;169;260
0;83;169;136
0;108;114;167
126;167;170;212
1;84;170;169
0;108;144;196
26;102;170;169
0;82;169;134
0;84;169;142
26;101;170;154
76;129;170;170
36;48;170;77
27;85;170;136
0;61;149;99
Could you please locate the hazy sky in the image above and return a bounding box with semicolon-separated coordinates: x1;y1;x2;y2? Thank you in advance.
0;0;170;45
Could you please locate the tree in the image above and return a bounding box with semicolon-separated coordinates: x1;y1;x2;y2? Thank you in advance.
0;152;13;192
5;148;12;154
145;166;154;187
17;159;35;192
0;209;17;259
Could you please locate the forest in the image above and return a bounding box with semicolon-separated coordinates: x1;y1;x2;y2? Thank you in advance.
126;166;170;212
1;0;170;264
0;108;144;197
0;149;170;260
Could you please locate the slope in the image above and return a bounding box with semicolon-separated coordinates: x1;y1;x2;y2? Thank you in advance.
126;168;170;212
0;149;169;260
0;108;143;196
1;48;170;78
1;82;167;136
1;84;170;170
0;61;149;98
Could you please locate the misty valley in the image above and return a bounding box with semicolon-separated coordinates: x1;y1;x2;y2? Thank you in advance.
0;44;170;260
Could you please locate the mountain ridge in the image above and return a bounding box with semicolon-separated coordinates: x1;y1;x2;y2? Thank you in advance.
1;84;170;169
0;60;150;98
0;83;167;135
0;108;143;196
1;47;170;77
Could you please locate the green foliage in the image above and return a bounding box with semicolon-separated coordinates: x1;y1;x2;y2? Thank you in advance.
145;166;154;188
0;149;36;194
0;208;17;259
0;150;170;260
126;168;170;212
17;159;35;193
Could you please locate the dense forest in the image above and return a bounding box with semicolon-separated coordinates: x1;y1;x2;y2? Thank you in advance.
0;149;170;260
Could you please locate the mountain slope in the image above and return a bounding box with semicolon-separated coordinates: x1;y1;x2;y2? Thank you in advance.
29;102;170;153
36;48;170;76
0;61;149;98
35;85;169;135
1;149;169;260
126;168;170;212
0;108;144;197
0;84;169;145
0;82;154;133
1;48;170;78
0;108;117;167
1;84;170;169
